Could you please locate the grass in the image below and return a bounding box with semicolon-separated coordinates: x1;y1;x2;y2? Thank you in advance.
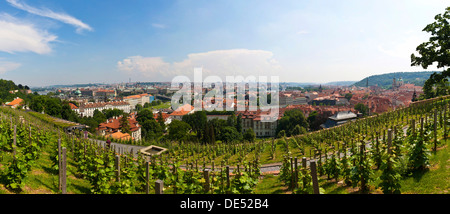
400;140;449;194
254;174;289;194
146;101;171;110
27;111;76;129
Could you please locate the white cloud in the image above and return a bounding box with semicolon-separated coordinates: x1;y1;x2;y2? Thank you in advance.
0;60;21;74
6;0;93;33
117;49;282;81
0;14;57;54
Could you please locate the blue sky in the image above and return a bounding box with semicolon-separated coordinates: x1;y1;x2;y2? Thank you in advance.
0;0;448;87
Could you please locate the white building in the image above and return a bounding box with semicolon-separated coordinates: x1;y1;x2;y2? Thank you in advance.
75;101;131;117
238;110;280;138
123;93;153;110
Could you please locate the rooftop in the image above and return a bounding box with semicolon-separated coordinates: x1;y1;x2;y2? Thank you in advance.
328;111;357;121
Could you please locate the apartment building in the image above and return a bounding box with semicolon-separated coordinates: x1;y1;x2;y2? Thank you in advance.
74;101;131;117
123;93;154;110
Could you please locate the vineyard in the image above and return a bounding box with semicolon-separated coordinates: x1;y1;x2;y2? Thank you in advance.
0;95;449;194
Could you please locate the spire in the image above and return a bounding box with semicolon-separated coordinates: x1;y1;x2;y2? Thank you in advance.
412;88;417;102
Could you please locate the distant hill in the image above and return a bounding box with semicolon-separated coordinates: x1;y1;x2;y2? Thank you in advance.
352;71;437;89
324;81;357;86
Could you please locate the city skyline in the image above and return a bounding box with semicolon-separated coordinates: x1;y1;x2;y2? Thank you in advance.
0;0;448;87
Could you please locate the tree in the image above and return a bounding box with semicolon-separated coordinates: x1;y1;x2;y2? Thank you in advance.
344;93;353;101
135;104;143;112
203;122;217;144
140;119;162;140
182;111;207;142
411;7;450;98
227;113;237;127
103;108;124;119
29;95;45;113
236;114;243;133
61;101;78;122
136;109;154;124
243;128;256;142
156;111;166;131
45;97;62;117
276;109;309;137
168;120;191;141
93;109;106;124
354;103;369;116
219;126;241;143
119;114;131;134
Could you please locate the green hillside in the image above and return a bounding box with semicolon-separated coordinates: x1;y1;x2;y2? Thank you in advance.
352;71;437;89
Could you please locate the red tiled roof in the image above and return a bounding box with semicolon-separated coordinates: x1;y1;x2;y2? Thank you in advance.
97;116;140;132
108;131;133;140
154;112;170;121
6;98;24;106
170;104;194;116
69;103;78;109
123;93;151;100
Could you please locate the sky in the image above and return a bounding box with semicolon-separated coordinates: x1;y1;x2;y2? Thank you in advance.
0;0;448;87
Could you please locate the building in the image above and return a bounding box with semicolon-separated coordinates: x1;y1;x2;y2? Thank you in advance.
153;112;171;126
169;104;194;121
76;101;130;117
80;88;94;97
238;109;282;138
123;93;154;110
279;93;293;107
292;97;308;105
97;114;141;141
5;97;24;109
320;111;357;129
95;89;116;98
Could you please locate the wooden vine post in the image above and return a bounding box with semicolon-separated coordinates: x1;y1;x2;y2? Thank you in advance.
115;155;120;182
434;109;437;152
61;147;67;194
310;160;320;194
203;169;210;193
155;180;164;194
226;165;230;193
145;161;150;194
13;125;16;160
387;129;392;154
444;105;447;140
58;138;62;191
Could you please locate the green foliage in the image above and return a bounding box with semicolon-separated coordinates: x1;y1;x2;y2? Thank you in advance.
243;128;256;142
411;7;450;98
325;151;340;181
276;109;309;137
350;141;373;192
378;154;402;194
355;103;369;116
168;120;191;141
219;126;241;143
407;126;431;172
292;124;307;136
4;155;29;191
84;149;115;194
352;72;434;88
